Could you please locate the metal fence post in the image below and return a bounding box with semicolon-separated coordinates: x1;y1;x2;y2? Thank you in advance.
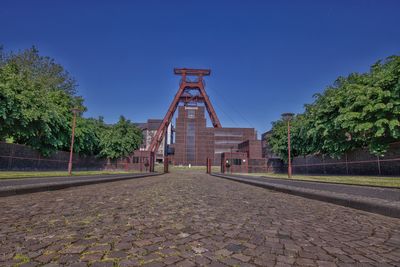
8;144;15;170
306;156;309;175
164;156;169;173
377;156;381;176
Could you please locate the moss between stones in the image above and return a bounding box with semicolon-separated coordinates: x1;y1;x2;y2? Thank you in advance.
13;253;30;267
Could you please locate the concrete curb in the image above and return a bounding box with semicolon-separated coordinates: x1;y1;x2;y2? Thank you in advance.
211;173;400;219
0;173;163;197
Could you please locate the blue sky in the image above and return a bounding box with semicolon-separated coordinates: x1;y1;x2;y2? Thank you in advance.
1;0;399;135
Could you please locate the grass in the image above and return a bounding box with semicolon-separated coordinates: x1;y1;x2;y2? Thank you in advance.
233;172;400;188
154;164;220;173
171;165;219;171
0;164;217;179
0;170;139;179
13;253;30;266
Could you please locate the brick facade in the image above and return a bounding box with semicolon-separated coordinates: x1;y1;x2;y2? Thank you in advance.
173;106;259;166
238;140;262;159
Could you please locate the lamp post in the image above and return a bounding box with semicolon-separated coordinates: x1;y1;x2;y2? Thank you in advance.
230;146;234;174
68;108;81;175
282;113;294;178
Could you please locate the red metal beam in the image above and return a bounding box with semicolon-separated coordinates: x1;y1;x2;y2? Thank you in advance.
148;82;185;153
174;68;211;76
148;68;221;157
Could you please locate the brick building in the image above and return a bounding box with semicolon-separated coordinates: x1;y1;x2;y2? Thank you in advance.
170;105;259;166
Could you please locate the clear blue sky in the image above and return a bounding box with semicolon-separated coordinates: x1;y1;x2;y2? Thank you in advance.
2;0;399;135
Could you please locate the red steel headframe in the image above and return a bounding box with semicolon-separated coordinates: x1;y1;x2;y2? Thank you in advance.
148;68;221;155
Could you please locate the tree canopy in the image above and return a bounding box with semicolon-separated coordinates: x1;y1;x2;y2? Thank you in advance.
99;116;143;159
268;55;400;161
0;46;143;158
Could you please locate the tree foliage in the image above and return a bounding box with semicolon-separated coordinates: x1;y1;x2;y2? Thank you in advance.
72;116;105;156
268;55;400;160
0;46;143;158
99;116;142;159
0;46;83;155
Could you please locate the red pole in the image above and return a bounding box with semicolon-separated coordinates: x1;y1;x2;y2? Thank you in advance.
230;147;233;174
68;109;78;175
222;154;225;173
287;120;292;178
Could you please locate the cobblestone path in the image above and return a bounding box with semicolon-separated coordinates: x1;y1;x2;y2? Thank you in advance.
1;171;400;267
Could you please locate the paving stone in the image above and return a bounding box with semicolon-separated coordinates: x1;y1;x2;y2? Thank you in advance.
194;255;211;265
61;246;86;254
19;262;40;267
142;262;165;267
58;254;80;264
80;252;104;262
296;257;317;266
119;259;140;266
41;263;64;267
134;240;152;247
67;263;87;267
35;253;58;264
208;261;228;267
163;256;182;265
225;243;246;253
176;259;196;267
215;249;232;257
0;172;399;267
114;242;132;250
277;255;296;264
86;244;111;252
107;250;128;259
232;253;251;262
192;246;208;254
90;261;114;267
316;260;337;267
219;257;242;266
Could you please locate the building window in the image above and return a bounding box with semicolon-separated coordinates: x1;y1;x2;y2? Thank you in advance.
214;148;231;154
214;132;243;137
187;109;195;119
186;121;195;163
214;140;241;145
232;158;242;165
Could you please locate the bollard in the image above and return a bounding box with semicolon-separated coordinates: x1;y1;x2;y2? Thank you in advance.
164;156;169;173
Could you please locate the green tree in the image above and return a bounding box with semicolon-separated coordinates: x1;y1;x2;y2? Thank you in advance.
0;46;84;155
99;116;142;159
268;55;400;158
268;114;312;162
71;116;106;156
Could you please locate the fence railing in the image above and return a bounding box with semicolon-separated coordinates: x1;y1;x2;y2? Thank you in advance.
0;142;106;171
291;156;400;176
221;142;400;176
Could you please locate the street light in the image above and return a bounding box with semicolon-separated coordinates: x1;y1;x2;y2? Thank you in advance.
230;146;234;174
282;113;294;178
68;108;81;175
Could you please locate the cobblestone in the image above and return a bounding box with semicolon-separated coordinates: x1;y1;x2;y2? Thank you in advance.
0;171;400;266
